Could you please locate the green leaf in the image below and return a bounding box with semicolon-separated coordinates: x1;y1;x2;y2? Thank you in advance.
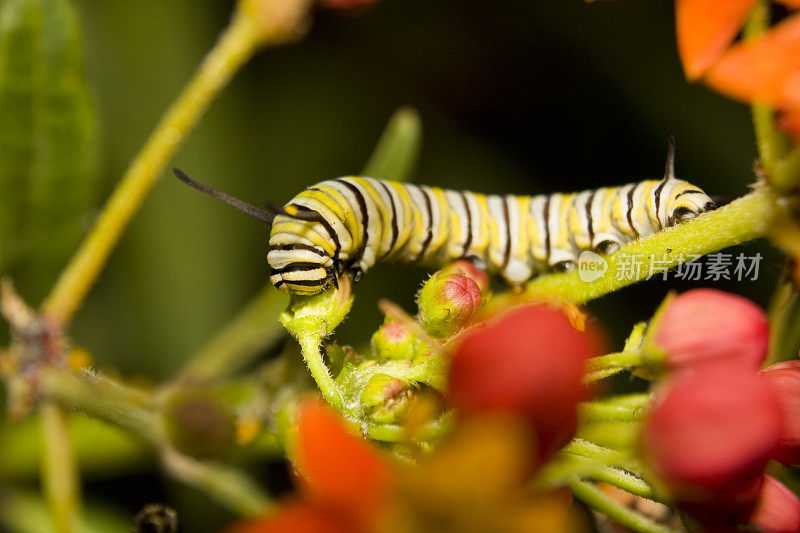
361;107;422;182
0;0;100;303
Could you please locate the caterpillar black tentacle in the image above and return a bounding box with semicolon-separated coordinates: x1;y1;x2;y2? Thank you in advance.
174;141;715;295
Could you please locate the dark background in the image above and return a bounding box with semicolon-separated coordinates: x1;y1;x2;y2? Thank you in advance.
55;1;775;528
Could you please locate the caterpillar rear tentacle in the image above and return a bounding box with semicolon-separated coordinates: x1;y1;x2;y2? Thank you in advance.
175;139;715;295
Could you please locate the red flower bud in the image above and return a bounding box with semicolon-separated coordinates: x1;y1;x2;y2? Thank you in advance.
749;475;800;533
439;260;490;294
652;289;769;372
447;304;601;465
641;369;783;516
760;360;800;465
417;272;482;337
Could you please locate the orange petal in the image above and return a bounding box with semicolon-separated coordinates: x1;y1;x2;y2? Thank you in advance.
223;500;352;533
779;0;800;8
676;0;759;80
705;15;800;108
290;399;393;520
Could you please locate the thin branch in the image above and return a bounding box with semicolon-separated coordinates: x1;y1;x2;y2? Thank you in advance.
40;403;81;533
41;0;312;326
161;447;273;516
569;480;675;533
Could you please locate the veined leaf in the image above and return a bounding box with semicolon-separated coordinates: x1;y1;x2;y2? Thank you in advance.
0;0;99;303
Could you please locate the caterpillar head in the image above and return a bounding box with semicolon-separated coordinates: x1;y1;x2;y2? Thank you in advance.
657;137;715;228
665;182;715;227
267;216;338;295
173;169;338;296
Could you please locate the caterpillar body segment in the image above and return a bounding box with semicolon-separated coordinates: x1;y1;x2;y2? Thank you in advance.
266;175;715;294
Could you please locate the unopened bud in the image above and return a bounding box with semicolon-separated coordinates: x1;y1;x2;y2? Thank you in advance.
649;289;769;373
760;360;800;465
417;272;482;337
440;260;489;294
749;475;800;533
360;374;414;424
371;320;419;361
164;394;235;458
641;369;782;517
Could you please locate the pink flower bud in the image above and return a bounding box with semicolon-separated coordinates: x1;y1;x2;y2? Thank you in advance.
439;260;489;294
652;289;769;372
417;272;482;337
749;475;800;533
371;320;418;361
448;304;601;465
641;369;783;516
760;360;800;465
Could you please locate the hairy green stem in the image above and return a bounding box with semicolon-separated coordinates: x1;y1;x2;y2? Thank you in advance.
298;334;343;409
363;412;454;443
564;438;641;471
589;466;658;501
40;402;81;533
586;352;642;373
579;395;650;423
39;369;164;445
517;188;775;305
569;480;674;533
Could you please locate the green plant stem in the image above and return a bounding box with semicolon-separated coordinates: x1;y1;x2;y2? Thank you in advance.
744;2;789;178
586;352;642;372
40;402;80;533
161;447;272;516
515;188;775;305
766;281;800;365
174;285;288;384
40;0;310;326
363;412;454;443
298;333;343;409
361;107;422;181
39;369;164;445
584;351;644;383
569;480;674;533
590;466;658;501
563;438;641;471
39;368;273;516
579;395;650;423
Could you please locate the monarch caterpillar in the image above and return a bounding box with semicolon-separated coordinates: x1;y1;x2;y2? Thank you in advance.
175;138;714;295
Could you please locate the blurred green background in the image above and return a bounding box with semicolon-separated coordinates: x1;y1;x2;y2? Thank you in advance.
1;0;779;530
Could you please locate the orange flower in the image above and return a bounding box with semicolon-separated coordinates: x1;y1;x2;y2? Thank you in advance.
225;399;586;533
676;0;759;80
673;0;800;139
705;15;800;109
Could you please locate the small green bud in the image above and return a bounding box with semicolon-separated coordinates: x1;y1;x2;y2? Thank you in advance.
371;319;419;361
417;272;482;337
360;374;414;424
164;393;235;458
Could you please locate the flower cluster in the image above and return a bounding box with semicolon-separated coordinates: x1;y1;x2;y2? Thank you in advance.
641;289;800;530
228;264;607;532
